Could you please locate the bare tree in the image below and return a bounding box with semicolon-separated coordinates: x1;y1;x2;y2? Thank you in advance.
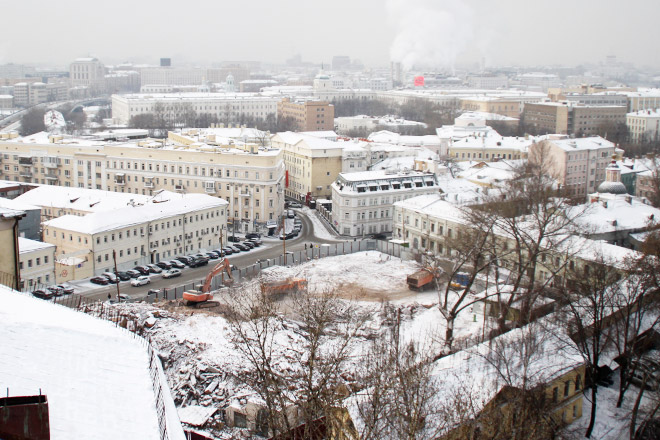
19;107;46;136
558;258;621;438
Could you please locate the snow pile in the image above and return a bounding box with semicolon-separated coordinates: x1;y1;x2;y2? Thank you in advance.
261;250;419;294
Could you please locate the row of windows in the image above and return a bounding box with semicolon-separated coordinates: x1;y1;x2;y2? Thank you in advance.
19;255;49;269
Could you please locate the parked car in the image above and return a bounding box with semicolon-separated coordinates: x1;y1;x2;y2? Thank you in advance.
289;202;302;208
91;276;110;285
245;232;261;240
115;271;132;281
130;275;151;287
155;261;172;270
146;264;162;274
126;269;142;278
242;241;255;249
55;284;74;295
206;251;220;259
222;247;233;255
32;289;54;300
169;260;185;269
227;236;243;243
46;286;64;297
248;238;262;247
102;272;120;283
229;245;241;253
234;243;248;251
214;249;226;258
175;256;191;265
279;232;296;240
287;210;295;218
133;266;150;275
189;257;209;268
162;268;182;279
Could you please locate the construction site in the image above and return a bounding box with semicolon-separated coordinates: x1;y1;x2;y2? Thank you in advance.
84;250;497;439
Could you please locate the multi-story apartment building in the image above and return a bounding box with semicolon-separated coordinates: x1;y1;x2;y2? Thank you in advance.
69;57;106;92
271;132;344;202
0;95;12;109
528;137;618;198
0;133;285;233
523;102;627;136
42;191;228;276
18;237;55;290
621;89;660;112
331;170;439;237
111;92;281;125
139;66;250;86
460;97;524;118
627;109;660;143
277;98;334;132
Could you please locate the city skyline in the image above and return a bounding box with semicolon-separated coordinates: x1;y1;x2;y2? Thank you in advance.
2;0;659;70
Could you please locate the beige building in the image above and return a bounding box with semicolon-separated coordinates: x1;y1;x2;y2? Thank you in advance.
460;97;524;118
42;191;227;276
523;102;627;136
528;137;618;198
69;57;106;92
627;109;660;143
271;132;344;202
0;207;25;290
0;132;285;233
18;237;56;290
277;98;334;132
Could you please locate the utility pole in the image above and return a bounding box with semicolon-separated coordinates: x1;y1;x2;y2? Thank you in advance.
282;214;286;265
112;249;120;301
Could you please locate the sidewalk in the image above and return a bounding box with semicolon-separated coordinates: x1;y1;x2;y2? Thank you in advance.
302;207;342;241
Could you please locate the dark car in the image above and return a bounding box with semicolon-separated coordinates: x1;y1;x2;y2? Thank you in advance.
222;247;233;255
175;256;193;266
206;251;220;259
229;245;241;253
32;289;55;300
169;260;185;269
242;241;255;249
55;284;74;295
234;243;248;251
133;266;150;275
115;271;132;281
245;232;261;240
214;249;226;258
126;269;142;278
155;261;172;270
227;236;243;243
90;276;109;285
248;238;262;247
189;257;209;268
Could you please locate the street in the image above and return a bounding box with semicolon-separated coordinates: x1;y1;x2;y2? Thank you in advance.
68;208;347;303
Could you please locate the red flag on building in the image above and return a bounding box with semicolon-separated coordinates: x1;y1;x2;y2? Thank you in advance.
414;76;425;86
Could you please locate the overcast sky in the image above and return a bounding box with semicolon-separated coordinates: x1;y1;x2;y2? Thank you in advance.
3;0;659;70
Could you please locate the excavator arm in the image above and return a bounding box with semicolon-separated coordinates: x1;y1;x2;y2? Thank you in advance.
201;258;233;292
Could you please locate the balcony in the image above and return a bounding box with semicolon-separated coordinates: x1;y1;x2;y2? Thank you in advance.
45;173;58;180
18;157;33;165
19;171;32;178
175;185;185;192
144;181;154;189
204;183;216;194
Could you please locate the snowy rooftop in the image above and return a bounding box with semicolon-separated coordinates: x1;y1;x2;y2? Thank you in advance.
547;136;615;152
273;131;343;150
571;196;660;234
43;192;228;234
0;196;40;212
116;92;278;101
367;130;441;146
15;186;154;213
627;108;660;118
337;169;436;183
18;237;55;253
0;287;184;440
457;111;518;122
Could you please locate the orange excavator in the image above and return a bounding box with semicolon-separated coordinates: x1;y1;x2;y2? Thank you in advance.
183;258;233;305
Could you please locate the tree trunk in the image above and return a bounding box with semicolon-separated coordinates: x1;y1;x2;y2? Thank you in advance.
445;318;454;352
617;366;627;408
586;385;597;438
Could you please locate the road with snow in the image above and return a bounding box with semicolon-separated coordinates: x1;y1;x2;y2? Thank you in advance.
65;208;350;302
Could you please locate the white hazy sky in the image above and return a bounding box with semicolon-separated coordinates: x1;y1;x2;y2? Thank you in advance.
3;0;659;70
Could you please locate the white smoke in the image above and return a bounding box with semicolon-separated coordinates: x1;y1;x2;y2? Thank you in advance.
387;0;474;72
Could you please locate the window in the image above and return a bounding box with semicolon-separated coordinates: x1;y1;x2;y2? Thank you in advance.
575;374;581;391
564;380;570;397
552;387;558;403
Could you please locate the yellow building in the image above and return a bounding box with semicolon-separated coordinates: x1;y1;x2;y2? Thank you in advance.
0;207;25;290
0;132;284;233
277;98;335;132
271;132;344;202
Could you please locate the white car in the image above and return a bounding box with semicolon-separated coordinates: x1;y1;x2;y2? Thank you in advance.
162;268;182;279
130;275;151;287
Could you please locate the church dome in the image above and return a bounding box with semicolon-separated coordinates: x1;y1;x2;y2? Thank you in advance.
597;180;627;194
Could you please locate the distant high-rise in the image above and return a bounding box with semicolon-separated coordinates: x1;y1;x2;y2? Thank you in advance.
160;58;171;67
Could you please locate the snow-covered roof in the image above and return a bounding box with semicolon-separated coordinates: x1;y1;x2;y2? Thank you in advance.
457;111;518;122
0;287;185;439
367;130;441;147
547;136;615;152
337;169;435;183
0;196;40;212
18;237;55;253
273;131;343;150
571;196;660;235
15;186;153;213
627;108;660;118
43;192;228;235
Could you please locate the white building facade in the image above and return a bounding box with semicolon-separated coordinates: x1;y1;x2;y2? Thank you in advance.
331;170;439;237
627;109;660;143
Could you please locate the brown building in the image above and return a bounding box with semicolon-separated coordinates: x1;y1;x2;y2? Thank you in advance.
277;98;334;132
523;102;627;136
